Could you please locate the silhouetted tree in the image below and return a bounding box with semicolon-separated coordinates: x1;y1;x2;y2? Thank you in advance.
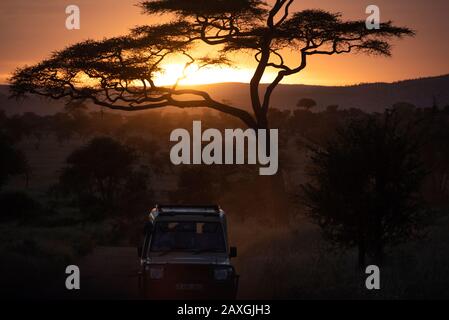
0;191;45;224
326;104;339;113
10;0;413;129
297;98;317;110
289;109;317;135
392;101;416;112
58;137;142;216
392;102;416;119
3;115;32;142
302;112;427;267
419;109;449;200
268;108;291;139
0;133;28;189
0;111;6;126
64;100;88;114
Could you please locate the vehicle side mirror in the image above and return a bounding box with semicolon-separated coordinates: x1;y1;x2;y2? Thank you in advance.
229;246;237;258
137;246;142;258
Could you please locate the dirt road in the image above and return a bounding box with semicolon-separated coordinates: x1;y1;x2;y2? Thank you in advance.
66;246;141;299
66;246;245;300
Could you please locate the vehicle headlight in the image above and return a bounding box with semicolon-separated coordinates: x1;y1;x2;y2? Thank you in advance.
214;267;233;281
149;266;164;279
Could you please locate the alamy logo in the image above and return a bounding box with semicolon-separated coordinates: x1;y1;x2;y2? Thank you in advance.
65;265;80;290
169;121;278;175
65;5;80;30
365;265;380;290
366;5;380;30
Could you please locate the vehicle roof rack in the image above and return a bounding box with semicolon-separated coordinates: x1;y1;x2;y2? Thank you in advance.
154;204;221;216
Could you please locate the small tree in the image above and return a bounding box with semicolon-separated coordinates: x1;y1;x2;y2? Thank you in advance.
0;133;28;189
297;98;317;110
0;191;45;224
326;104;339;113
59;137;140;215
302;112;427;267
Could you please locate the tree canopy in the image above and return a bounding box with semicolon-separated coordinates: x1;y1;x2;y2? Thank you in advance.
302;112;426;266
0;133;28;189
10;0;414;128
59;137;137;204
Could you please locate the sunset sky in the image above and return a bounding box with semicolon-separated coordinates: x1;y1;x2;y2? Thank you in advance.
0;0;448;86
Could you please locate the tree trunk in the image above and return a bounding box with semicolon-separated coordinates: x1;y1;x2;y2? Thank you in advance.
256;111;274;155
254;111;290;225
256;111;269;130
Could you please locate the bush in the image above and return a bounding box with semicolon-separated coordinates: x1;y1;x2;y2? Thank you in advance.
0;191;45;224
0;133;28;189
57;137;152;220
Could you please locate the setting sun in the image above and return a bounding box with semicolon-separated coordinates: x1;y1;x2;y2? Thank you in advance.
155;63;275;86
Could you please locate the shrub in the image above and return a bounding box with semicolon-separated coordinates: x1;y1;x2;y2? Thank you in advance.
0;191;45;224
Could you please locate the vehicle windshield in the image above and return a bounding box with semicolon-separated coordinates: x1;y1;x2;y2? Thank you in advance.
150;221;226;253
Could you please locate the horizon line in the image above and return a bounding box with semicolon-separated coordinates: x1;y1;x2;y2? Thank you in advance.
1;73;448;89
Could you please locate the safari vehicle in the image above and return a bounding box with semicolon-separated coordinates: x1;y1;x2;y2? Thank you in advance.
138;205;239;299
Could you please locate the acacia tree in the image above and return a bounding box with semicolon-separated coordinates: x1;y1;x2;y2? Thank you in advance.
302;112;426;267
10;0;413;129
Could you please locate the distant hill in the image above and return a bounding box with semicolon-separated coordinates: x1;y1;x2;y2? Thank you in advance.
0;88;68;115
1;74;449;115
190;74;449;112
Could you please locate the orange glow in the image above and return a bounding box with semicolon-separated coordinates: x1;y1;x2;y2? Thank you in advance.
1;0;449;85
154;63;276;86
